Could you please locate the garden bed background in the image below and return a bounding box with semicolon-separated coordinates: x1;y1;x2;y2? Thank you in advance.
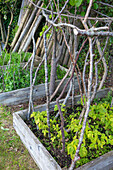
0;61;80;106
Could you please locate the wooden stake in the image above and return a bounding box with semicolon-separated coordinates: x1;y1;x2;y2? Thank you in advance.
18;3;43;52
11;1;33;49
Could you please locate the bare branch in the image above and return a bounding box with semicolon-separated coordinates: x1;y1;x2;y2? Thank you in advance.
42;10;113;37
50;65;71;101
69;2;94;168
97;37;109;90
44;32;51;139
69;37;93;170
97;1;113;8
27;34;36;120
88;20;109;90
92;9;110;18
55;75;72;119
83;0;93;24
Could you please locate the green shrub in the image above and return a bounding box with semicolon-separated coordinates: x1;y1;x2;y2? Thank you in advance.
0;53;66;92
0;51;31;65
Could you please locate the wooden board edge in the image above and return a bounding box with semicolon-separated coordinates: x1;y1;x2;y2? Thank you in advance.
14;87;112;120
75;150;113;170
0;78;79;106
13;113;62;170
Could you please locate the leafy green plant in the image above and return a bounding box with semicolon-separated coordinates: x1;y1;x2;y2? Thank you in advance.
69;0;83;7
40;25;49;37
66;102;113;167
0;51;31;65
30;104;66;146
0;52;67;92
0;63;30;92
30;95;113;168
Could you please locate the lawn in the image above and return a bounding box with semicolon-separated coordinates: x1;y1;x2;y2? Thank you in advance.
0;106;39;170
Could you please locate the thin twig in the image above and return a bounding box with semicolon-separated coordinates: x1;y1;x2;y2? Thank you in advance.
42;10;113;37
27;34;36;120
44;31;51;139
55;78;72;119
50;65;71;101
97;1;113;8
28;0;113;21
69;1;93;168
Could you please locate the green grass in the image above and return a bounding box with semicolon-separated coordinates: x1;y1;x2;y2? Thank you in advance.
0;106;39;170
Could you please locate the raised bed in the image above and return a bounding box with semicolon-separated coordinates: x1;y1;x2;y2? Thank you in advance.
0;64;80;106
0;77;79;106
13;88;113;170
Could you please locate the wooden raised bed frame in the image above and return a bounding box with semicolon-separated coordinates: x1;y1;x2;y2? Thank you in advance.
0;64;79;106
0;77;79;106
13;88;113;170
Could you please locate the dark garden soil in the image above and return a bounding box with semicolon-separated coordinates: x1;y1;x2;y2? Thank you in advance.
8;97;46;113
25;111;74;168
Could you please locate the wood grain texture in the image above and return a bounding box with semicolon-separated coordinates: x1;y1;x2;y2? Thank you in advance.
14;87;112;120
0;78;79;106
13;113;61;170
76;150;113;170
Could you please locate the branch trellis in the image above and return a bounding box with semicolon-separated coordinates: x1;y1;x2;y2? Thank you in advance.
25;0;113;169
1;0;113;169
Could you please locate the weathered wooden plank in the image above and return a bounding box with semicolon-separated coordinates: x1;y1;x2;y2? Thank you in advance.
13;113;61;170
76;150;113;170
0;78;79;106
15;87;112;120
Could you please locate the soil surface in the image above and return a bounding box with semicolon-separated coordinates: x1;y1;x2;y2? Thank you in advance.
8;97;46;113
26;118;71;168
